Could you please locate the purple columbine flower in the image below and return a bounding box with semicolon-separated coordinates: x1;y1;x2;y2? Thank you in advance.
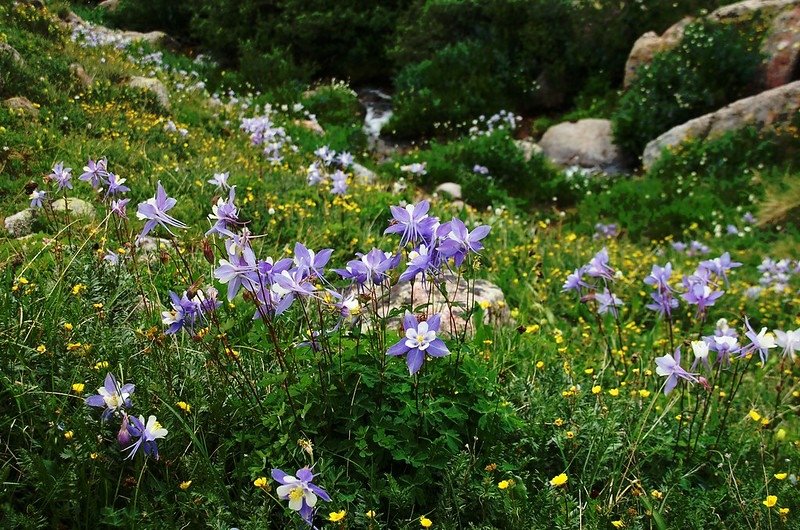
161;290;202;335
384;201;438;246
699;252;741;286
214;240;260;300
681;281;724;317
136;181;188;237
123;414;167;460
562;266;589;294
49;162;73;191
595;288;623;317
105;173;130;195
586;248;615;281
208;171;230;190
337;151;353;168
387;312;449;375
742;212;756;224
79;158;109;189
742;317;777;365
30;189;47;209
330;170;348;195
206;186;240;237
708;334;739;365
398;244;437;283
293;243;332;280
85;373;134;420
103;249;119;265
314;145;336;166
306;162;323;186
111;198;130;218
644;263;673;293
671;241;687;253
646;291;678;317
272;467;331;526
655;347;698;395
334;248;400;286
437;218;490;267
273;268;316;298
473;164;489;175
593;223;618;240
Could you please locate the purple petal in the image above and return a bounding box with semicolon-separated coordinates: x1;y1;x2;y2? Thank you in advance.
406;349;424;375
271;468;288;484
402;312;418;331
426;338;449;357
426;313;442;332
387;340;409;356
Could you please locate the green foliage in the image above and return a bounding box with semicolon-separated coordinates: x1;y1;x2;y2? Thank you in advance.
581;119;800;240
612;21;762;157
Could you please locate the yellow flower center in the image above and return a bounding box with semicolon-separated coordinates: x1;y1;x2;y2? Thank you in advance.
289;487;304;502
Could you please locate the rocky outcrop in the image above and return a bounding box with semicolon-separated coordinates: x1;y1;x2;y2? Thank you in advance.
623;17;692;89
709;0;800;22
625;1;800;88
0;42;24;66
128;76;170;110
51;197;96;218
98;0;120;11
643;80;800;168
4;209;35;238
3;97;39;118
762;6;800;88
387;276;512;335
539;119;628;173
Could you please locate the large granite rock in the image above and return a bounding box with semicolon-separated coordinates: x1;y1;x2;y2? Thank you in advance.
128;76;170;110
4;209;35;238
539;118;628;173
514;139;543;162
435;182;462;200
709;0;800;22
51;197;96;218
623;17;692;89
386;275;512;336
643;80;800;168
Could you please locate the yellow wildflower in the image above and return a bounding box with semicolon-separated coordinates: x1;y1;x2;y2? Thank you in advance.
420;516;433;528
774;473;788;480
592;385;602;395
365;510;376;518
253;477;268;488
36;344;47;354
179;480;192;490
748;410;761;422
176;401;191;413
71;383;85;394
550;473;568;487
64;431;74;441
608;388;620;397
611;521;624;528
328;510;346;522
763;495;778;508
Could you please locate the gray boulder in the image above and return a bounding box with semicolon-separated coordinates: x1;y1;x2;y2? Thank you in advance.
3;97;39;118
643;80;800;168
4;209;35;238
351;163;378;185
539;118;628;173
386;275;511;336
128;76;170;110
514;139;543;162
435;182;462;200
51;197;96;218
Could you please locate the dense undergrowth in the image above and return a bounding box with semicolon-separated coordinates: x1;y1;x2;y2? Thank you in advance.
2;2;800;530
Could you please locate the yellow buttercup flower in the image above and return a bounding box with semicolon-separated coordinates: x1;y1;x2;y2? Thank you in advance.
328;510;346;522
748;410;761;422
611;521;625;528
774;472;788;480
176;401;191;413
763;495;778;508
420;516;433;528
608;388;620;397
179;480;192;490
71;383;85;394
365;510;376;518
36;344;47;354
592;385;602;395
253;476;268;488
638;389;651;398
64;431;74;441
550;473;568;487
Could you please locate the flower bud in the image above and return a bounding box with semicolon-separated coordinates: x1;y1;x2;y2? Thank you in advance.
117;414;131;446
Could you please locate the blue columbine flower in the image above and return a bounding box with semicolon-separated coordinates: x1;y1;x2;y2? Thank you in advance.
387;312;450;375
272;467;331;526
123;414;167;460
85;373;134;420
136;181;188;238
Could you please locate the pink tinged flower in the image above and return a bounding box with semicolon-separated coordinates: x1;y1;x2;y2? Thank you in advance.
655;348;698;395
136;181;188;237
111;198;130;218
85;373;135;420
387;312;449;375
123;414;167;460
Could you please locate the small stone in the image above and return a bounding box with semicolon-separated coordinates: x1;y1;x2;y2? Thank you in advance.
293;119;324;135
